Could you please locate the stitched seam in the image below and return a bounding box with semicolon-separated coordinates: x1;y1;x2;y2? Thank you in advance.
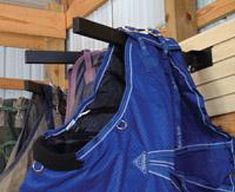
149;163;175;170
148;170;182;192
169;57;229;138
148;160;174;166
174;173;232;192
148;141;231;154
230;140;235;192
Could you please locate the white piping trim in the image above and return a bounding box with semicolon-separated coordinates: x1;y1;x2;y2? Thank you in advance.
148;141;231;154
149;163;175;170
149;167;232;192
95;47;115;92
230;174;234;192
231;140;235;166
169;57;229;138
230;140;235;191
175;173;232;192
48;47;115;137
148;160;174;166
182;182;190;192
140;37;179;50
79;43;134;159
74;46;115;122
148;170;182;192
141;37;163;47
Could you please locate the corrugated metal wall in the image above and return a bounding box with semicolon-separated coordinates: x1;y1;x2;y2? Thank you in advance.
68;0;235;50
67;1;113;51
197;0;215;9
0;47;44;99
67;0;165;51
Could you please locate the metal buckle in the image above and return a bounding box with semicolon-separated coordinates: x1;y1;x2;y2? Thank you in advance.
32;161;44;173
116;120;128;130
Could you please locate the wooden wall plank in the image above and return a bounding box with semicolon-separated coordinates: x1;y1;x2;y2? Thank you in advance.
180;19;235;51
0;32;62;50
212;112;235;136
0;77;25;90
197;76;235;100
0;3;66;39
66;0;107;28
206;94;235;116
164;0;197;41
192;57;235;86
212;37;235;63
196;0;235;28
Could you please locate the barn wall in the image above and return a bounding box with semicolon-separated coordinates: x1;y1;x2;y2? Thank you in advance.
0;0;234;100
67;0;165;51
180;19;235;118
0;47;44;98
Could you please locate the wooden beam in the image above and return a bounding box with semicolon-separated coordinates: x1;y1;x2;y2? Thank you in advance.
67;0;75;6
47;0;64;12
43;38;67;90
197;0;235;28
0;77;45;90
0;3;66;39
0;78;24;90
66;0;107;28
164;0;197;41
213;37;235;63
180;19;235;52
0;32;65;50
206;94;235;116
197;76;235;100
212;112;235;136
192;57;235;86
30;2;67;90
61;0;75;11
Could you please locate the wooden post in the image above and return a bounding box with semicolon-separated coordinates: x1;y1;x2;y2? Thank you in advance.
43;1;67;90
164;0;197;41
43;38;66;90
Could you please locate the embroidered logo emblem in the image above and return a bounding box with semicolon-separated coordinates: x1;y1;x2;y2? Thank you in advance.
133;151;148;174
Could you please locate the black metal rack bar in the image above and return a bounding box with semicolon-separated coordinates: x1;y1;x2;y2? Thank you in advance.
25;17;213;72
73;17;127;45
24;80;46;95
25;51;83;64
183;47;212;72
